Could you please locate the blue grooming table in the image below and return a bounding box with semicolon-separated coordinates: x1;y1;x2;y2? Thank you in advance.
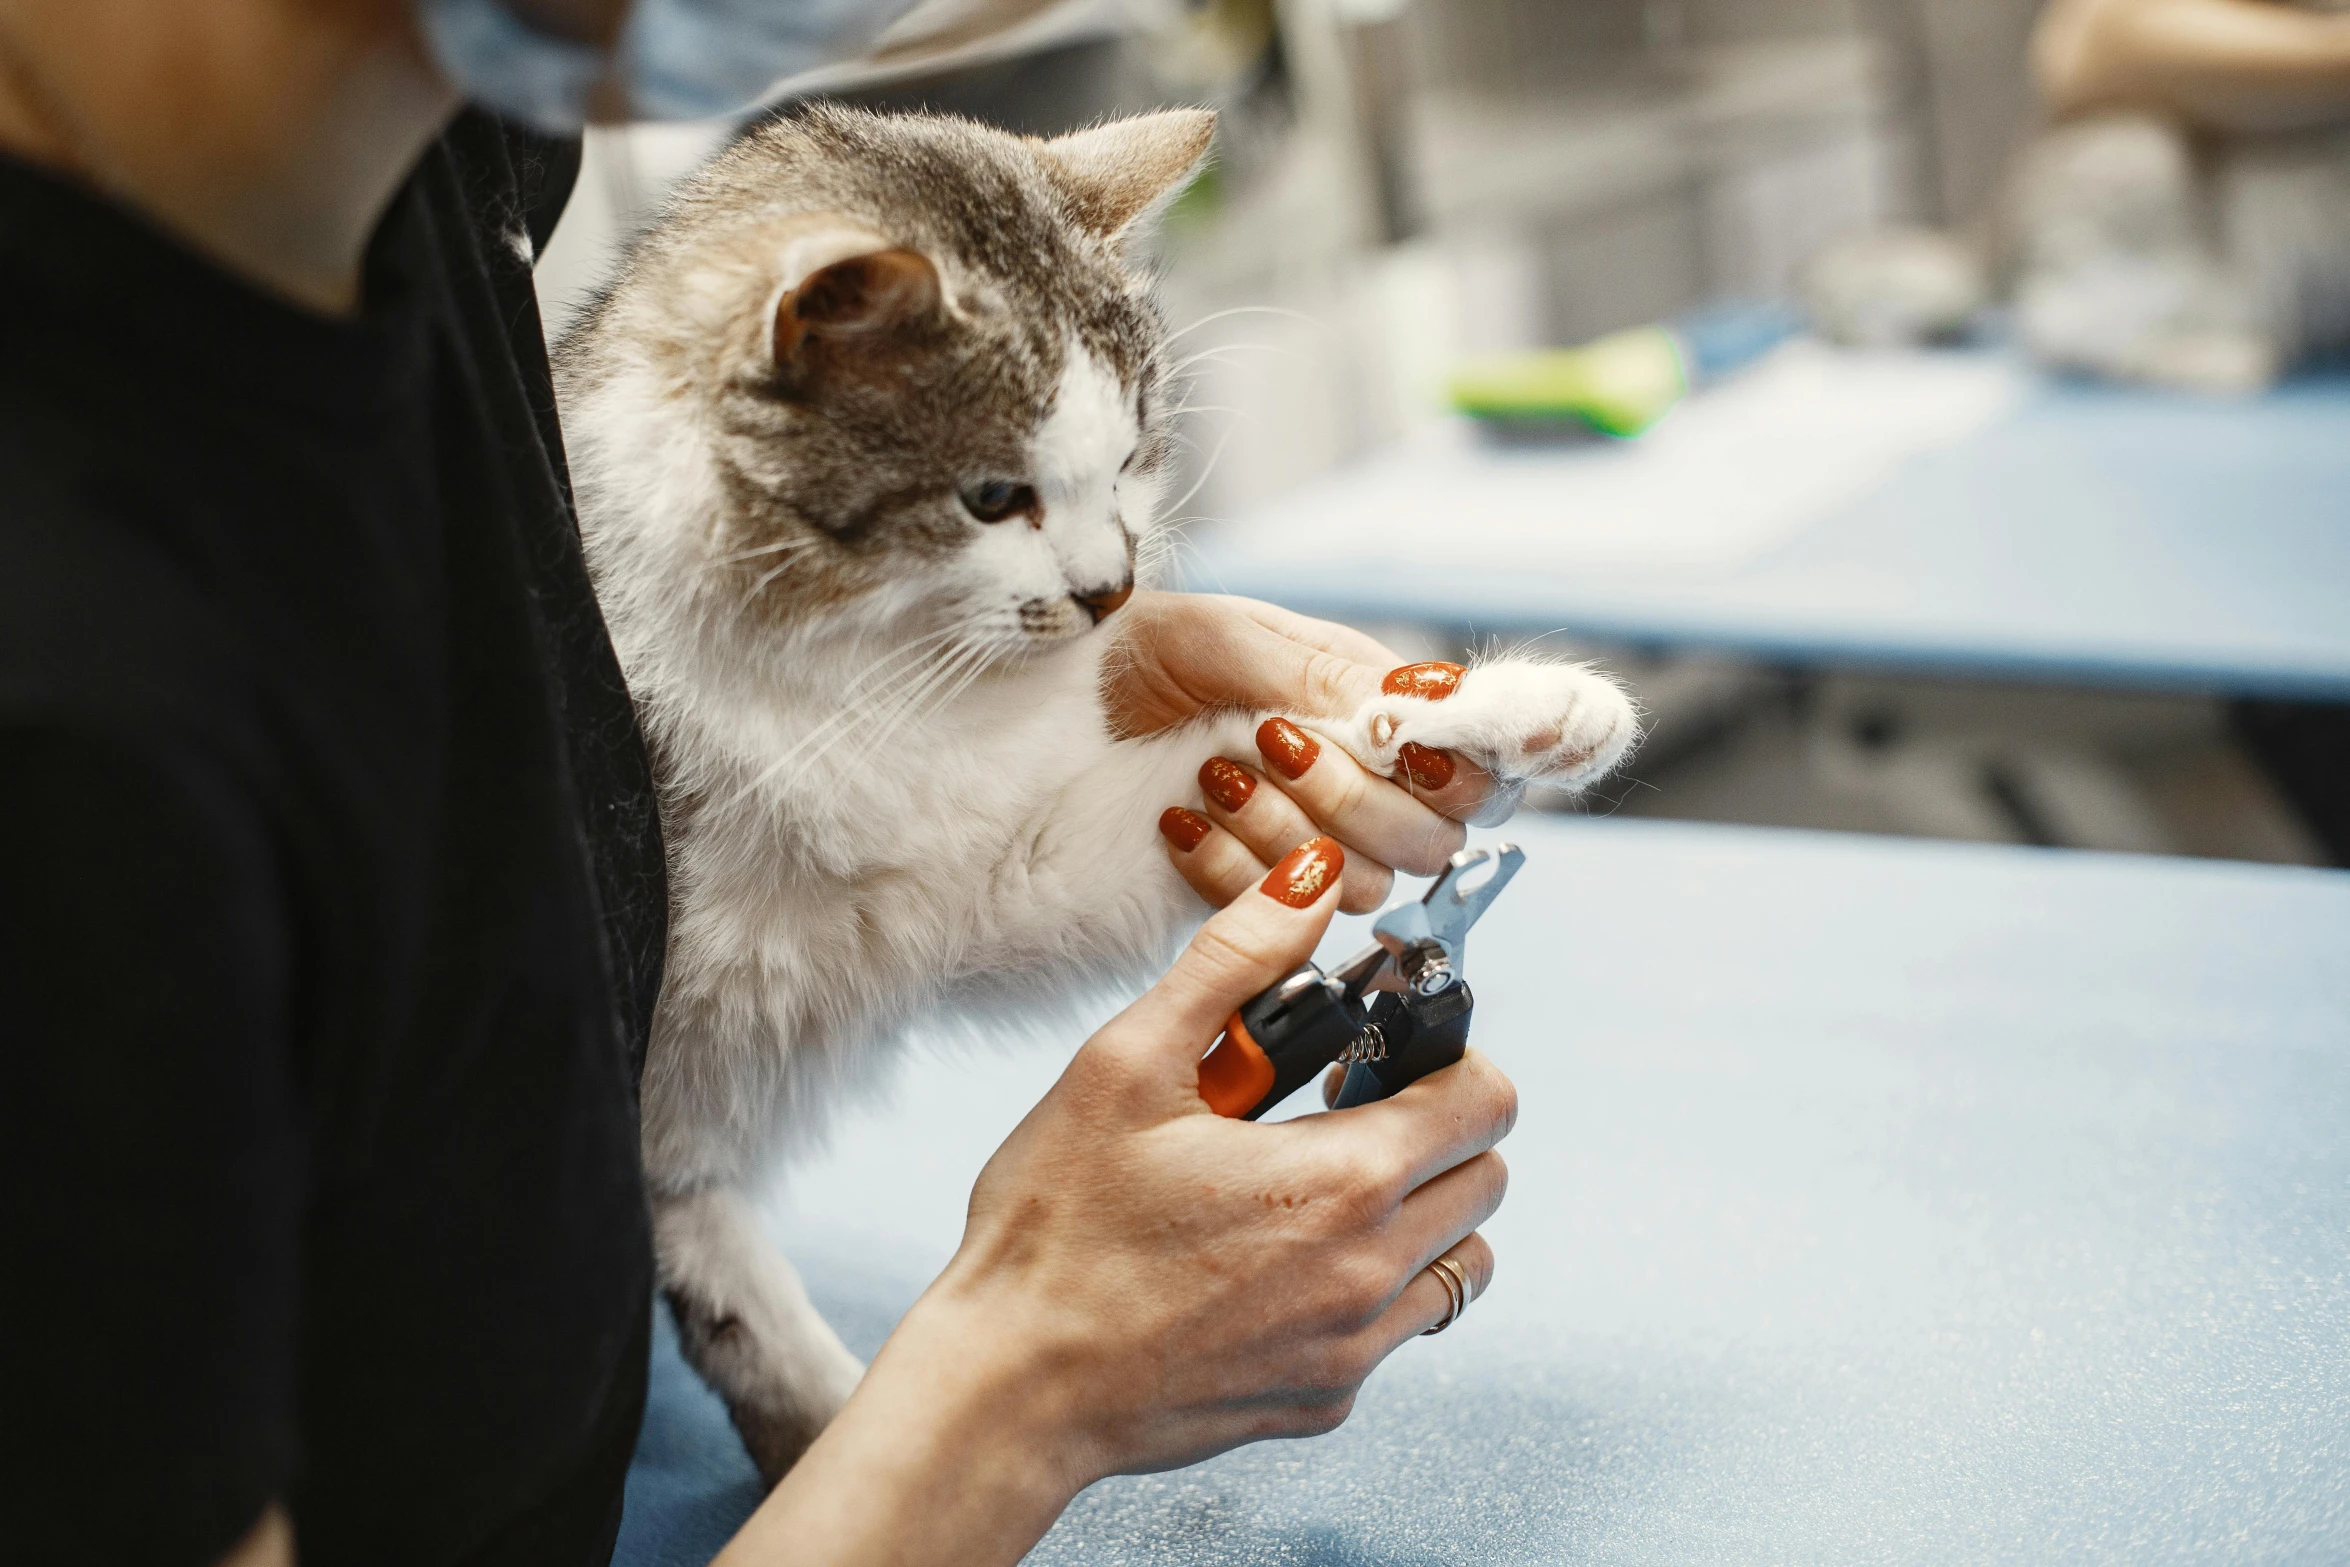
1180;367;2350;700
615;816;2350;1564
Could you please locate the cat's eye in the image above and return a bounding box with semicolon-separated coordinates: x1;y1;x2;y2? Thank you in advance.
961;481;1038;524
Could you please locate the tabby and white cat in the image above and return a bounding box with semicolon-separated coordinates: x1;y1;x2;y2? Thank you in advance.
556;105;1637;1480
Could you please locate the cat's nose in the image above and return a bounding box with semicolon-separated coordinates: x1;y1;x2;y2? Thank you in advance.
1074;579;1134;624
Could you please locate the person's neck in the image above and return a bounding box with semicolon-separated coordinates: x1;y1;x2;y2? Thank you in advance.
0;0;461;316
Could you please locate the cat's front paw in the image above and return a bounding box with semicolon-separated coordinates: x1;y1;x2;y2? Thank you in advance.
1337;656;1639;804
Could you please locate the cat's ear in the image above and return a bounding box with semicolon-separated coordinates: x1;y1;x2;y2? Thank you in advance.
1036;110;1216;243
772;246;942;370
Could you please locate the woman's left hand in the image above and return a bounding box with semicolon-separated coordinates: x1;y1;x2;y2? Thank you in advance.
1105;591;1504;915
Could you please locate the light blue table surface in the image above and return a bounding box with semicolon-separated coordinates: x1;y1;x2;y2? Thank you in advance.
1180;373;2350;700
616;817;2350;1565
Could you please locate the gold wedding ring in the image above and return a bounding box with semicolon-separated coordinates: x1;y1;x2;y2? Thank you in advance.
1420;1253;1472;1335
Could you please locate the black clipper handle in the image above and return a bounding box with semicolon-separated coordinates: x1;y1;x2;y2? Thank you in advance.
1197;961;1366;1120
1331;982;1474;1110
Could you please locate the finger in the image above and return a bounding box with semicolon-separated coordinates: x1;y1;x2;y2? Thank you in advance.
1158;807;1270;906
1197;758;1393;914
1321;1062;1346;1109
1374;661;1504;824
1361;1232;1495;1351
1234;599;1405;693
1315;1049;1518;1195
1119;836;1348;1058
1394;747;1500;825
1129;595;1391;730
1381;1149;1508;1282
1257;717;1464;879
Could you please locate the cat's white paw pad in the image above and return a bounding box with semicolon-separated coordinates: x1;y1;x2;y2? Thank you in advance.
1341;658;1639;792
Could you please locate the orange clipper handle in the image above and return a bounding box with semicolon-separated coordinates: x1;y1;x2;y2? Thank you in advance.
1195;960;1366;1120
1198;1013;1278;1118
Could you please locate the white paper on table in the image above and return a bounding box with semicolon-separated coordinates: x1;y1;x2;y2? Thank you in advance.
1215;341;2029;577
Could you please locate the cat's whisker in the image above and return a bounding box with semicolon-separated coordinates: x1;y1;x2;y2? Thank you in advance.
716;536;822;565
786;620;990;749
721;618;997;807
1138;518;1232;595
818;630;1002;784
875;643;993;751
732;661;954;806
763;614;1002;777
1156;422;1238;525
1159;303;1320;352
1165;342;1282;373
850;628;987;730
742;559;804;604
1155;346;1279;388
783;636;963;750
900;632;1001;732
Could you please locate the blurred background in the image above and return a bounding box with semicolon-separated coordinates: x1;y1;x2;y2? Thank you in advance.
537;0;2350;871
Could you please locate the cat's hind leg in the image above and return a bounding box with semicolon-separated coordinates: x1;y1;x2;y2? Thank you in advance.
654;1183;865;1485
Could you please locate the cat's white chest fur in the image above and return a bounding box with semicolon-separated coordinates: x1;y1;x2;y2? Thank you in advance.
637;624;1231;1193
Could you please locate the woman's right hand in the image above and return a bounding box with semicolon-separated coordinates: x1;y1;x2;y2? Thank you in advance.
721;836;1516;1567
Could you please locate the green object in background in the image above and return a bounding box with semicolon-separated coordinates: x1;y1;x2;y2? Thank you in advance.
1448;325;1690;438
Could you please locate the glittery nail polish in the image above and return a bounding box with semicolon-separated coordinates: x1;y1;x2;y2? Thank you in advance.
1199;757;1257;813
1256;716;1320;781
1261;837;1343;908
1382;661;1466;701
1158;806;1213;852
1399;741;1457;792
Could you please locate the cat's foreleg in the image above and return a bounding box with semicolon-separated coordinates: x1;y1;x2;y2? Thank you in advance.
654;1182;866;1485
959;709;1257;984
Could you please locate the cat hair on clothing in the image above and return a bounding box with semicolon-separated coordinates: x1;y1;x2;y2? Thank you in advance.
555;103;1637;1481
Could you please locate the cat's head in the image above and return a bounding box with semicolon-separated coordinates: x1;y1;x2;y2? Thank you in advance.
571;105;1213;664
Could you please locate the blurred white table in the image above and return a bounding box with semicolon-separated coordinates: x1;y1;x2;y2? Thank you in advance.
1182;349;2350;700
618;816;2350;1565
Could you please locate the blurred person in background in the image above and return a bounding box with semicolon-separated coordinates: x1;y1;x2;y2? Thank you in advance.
0;2;1515;1564
2036;0;2350;135
1809;0;2350;391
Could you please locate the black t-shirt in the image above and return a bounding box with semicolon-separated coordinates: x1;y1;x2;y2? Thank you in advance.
0;114;668;1565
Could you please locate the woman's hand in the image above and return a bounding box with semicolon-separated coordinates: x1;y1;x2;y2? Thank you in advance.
1107;591;1501;914
721;838;1516;1567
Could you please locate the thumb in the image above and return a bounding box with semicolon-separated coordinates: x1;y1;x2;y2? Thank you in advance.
1120;595;1397;733
1113;837;1347;1071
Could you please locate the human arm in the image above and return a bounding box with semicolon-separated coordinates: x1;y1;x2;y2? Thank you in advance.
713;840;1514;1566
2034;0;2350;133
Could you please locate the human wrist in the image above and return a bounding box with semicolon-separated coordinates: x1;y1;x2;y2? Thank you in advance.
718;1277;1093;1567
878;1277;1107;1504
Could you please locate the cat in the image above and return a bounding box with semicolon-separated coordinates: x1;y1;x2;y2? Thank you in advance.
1806;0;2350;392
554;103;1639;1482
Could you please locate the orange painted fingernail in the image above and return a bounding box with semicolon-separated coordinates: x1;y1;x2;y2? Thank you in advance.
1199;757;1256;813
1399;741;1456;791
1383;662;1465;701
1256;716;1319;780
1261;836;1343;908
1159;806;1212;852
